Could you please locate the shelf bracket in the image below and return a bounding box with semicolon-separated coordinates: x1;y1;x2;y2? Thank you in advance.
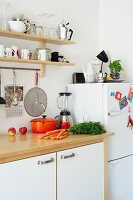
39;41;45;77
40;64;45;77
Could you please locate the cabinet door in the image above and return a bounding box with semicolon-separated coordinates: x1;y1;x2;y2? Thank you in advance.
0;153;56;200
108;155;133;200
57;142;104;200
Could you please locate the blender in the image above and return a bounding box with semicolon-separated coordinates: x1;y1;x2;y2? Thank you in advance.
57;92;73;129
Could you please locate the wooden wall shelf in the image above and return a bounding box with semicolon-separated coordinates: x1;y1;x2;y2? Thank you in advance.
0;30;75;45
0;57;75;66
0;30;75;76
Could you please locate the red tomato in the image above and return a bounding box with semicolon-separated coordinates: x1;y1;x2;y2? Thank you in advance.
19;127;27;135
8;127;16;136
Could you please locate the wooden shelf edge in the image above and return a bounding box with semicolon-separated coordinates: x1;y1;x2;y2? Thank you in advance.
0;57;75;66
0;30;75;45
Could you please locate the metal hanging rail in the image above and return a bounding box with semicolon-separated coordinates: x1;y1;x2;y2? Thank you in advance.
0;66;40;71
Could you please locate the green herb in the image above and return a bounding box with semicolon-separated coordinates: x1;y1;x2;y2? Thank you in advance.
108;60;123;73
69;122;105;135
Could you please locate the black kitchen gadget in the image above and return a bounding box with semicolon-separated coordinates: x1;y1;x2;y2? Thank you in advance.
73;73;85;84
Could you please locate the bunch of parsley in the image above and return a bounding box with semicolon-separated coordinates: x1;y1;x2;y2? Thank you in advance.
69;122;105;135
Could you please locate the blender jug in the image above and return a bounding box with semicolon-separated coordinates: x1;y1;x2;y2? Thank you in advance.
58;92;72;110
57;92;73;129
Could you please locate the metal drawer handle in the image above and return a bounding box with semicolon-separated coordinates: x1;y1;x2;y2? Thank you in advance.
37;158;54;165
61;153;75;159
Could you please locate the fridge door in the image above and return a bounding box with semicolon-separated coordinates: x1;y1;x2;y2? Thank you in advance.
67;83;103;124
108;155;133;200
103;83;133;160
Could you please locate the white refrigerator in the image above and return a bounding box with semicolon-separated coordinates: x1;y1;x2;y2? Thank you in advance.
67;83;133;200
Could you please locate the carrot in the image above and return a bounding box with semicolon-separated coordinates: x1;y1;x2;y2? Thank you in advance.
51;136;58;140
50;132;60;139
45;129;61;136
57;129;67;139
58;134;69;140
43;136;50;140
51;130;68;140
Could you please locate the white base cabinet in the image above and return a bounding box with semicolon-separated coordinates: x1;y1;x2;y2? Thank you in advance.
0;153;56;200
57;142;104;200
0;142;104;200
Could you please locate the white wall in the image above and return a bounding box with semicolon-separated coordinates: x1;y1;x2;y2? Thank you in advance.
99;0;133;81
0;0;100;133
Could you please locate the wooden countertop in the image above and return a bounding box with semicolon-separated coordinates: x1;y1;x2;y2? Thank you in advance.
0;133;111;164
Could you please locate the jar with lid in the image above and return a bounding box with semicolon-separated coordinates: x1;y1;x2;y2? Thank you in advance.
29;23;36;35
0;2;10;30
49;28;58;38
35;26;42;36
42;27;49;37
45;48;51;61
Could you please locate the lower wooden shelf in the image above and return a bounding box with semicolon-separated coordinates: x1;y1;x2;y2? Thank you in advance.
0;57;75;76
0;57;75;66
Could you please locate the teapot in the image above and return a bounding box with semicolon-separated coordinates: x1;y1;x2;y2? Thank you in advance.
82;61;100;83
58;22;73;40
8;20;30;33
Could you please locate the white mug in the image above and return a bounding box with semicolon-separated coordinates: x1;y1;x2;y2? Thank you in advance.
0;45;5;57
21;49;29;59
5;47;12;58
11;46;19;58
37;49;46;61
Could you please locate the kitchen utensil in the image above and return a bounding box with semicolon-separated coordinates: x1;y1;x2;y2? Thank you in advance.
57;92;73;128
42;27;49;37
0;2;10;30
58;22;73;40
11;46;19;58
24;71;47;117
82;61;100;83
21;49;29;59
12;70;19;106
35;26;42;36
29;23;36;35
49;28;58;38
0;45;6;57
12;13;24;21
51;52;59;62
30;115;57;133
5;47;12;58
37;49;46;61
8;20;30;33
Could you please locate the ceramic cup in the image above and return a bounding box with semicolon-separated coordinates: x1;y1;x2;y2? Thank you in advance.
37;49;46;61
5;47;12;58
0;45;5;57
21;49;29;59
11;45;19;58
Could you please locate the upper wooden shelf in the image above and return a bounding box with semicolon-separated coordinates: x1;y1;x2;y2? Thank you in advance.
0;30;75;45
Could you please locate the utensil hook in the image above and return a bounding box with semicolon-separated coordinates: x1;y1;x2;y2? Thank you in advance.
13;69;16;94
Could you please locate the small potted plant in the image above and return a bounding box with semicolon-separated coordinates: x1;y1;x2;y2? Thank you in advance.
108;60;123;79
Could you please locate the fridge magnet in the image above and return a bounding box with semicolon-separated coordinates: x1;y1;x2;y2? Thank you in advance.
115;91;122;100
128;106;131;113
127;87;133;103
127;115;133;129
110;92;115;96
119;96;128;110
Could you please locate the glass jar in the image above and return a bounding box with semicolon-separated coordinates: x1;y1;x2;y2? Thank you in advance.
29;23;36;35
45;48;51;61
0;2;10;30
49;28;58;38
35;26;42;36
42;27;49;37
